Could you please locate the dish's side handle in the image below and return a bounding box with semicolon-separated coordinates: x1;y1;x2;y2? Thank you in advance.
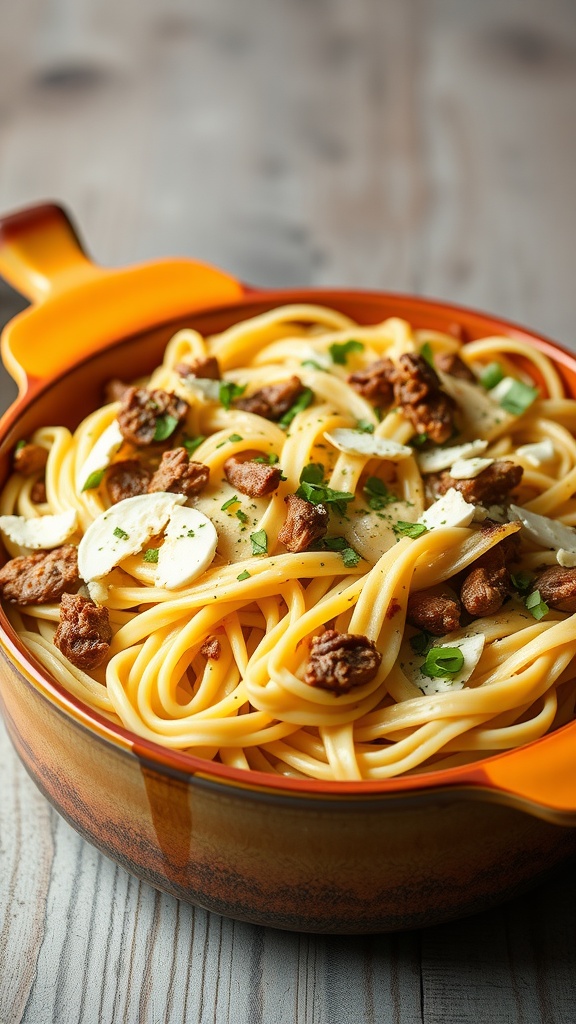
0;202;244;392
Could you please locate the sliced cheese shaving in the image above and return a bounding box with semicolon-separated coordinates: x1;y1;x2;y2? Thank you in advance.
78;492;186;582
0;510;78;550
156;506;218;589
76;421;124;492
402;634;485;696
181;377;221;401
449;457;494;479
417;439;488;474
324;429;412;461
419;488;476;529
516;440;555;466
509;504;576;553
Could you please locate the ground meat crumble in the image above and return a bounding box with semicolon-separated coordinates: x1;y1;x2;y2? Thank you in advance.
117;387;189;446
392;353;456;444
0;546;80;605
235;376;305;420
304;629;382;694
277;495;329;552
54;592;112;670
148;448;210;497
223;453;283;497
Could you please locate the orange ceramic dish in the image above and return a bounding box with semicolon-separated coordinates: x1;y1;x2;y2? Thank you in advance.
0;202;575;933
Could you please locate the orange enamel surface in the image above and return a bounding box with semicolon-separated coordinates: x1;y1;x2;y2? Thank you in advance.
0;202;243;390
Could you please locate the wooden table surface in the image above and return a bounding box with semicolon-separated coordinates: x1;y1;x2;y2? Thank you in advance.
2;0;576;1020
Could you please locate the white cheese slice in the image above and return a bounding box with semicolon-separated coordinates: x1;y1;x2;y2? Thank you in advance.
156;506;218;589
324;429;412;461
417;439;488;474
449;457;494;479
0;510;78;550
516;440;555;466
87;580;109;604
404;634;485;696
488;376;517;403
181;377;221;401
300;346;333;370
78;492;186;582
419;488;476;529
509;504;576;553
76;421;124;492
557;549;576;567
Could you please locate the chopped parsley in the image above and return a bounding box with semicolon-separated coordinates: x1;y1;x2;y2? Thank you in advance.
250;530;268;555
409;631;432;656
409;433;429;448
480;362;504;390
279;388;314;427
421;647;464;678
237;570;251;581
15;439;27;452
253;452;279;464
498;380;538;416
236;509;249;524
153;414;179;442
525;589;549;620
511;570;533;594
322;536;349;551
341;547;361;568
143;548;159;563
219;382;247;410
420;342;434;367
221;495;239;511
82;468;105;492
113;526;129;540
301;359;327;371
363;476;395;511
295;465;354;513
216;433;244;448
356;420;375;434
393;521;427;538
183;434;206;455
329;339;364;365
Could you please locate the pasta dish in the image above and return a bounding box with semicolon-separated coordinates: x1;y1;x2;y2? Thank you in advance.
1;304;575;781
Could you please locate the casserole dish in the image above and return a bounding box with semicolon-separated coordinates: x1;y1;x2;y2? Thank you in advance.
0;201;575;933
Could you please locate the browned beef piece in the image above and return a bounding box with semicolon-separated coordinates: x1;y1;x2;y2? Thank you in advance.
347;358;396;407
435;352;475;382
277;495;329;552
175;356;221;380
534;566;576;613
117;387;189;446
104;378;130;403
31;480;47;504
392;353;455;443
148;447;210;497
432;461;523;506
0;546;79;605
235;376;305;420
54;592;112;670
13;443;48;476
223;453;282;497
407;589;461;635
304;629;382;694
460;564;510;617
200;636;222;660
106;460;152;503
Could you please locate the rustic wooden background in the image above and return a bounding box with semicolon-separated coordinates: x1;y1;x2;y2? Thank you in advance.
1;0;576;1021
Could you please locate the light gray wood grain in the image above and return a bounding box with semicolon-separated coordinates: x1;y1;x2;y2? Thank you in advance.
1;0;576;1021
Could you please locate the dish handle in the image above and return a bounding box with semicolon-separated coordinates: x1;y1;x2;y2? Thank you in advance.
0;202;244;392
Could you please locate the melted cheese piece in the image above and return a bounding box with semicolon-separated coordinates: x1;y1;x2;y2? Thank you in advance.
0;510;78;550
419;489;476;529
324;429;412;461
78;492;186;582
156;506;218;589
76;421;124;492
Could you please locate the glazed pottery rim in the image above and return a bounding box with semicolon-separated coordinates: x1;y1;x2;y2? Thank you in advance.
1;282;576;801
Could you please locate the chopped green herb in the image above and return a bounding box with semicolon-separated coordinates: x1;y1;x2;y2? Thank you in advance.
229;433;244;443
250;530;268;555
237;570;251;581
300;463;325;485
279;388;314;427
301;360;327;371
409;433;429;448
113;526;129;540
15;439;27;452
393;521;427;538
525;589;549;620
480;362;504;390
409;631;432;656
363;476;395;511
253;452;279;464
221;495;239;511
322;536;349;551
421;646;464;678
153;414;179;442
329;339;364;365
236;509;249;524
219;381;247;410
296;481;355;513
511;570;533;594
186;529;195;538
143;548;159;563
183;434;206;455
341;547;361;567
498;380;538;416
420;342;434;367
82;468;105;492
356;420;375;434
